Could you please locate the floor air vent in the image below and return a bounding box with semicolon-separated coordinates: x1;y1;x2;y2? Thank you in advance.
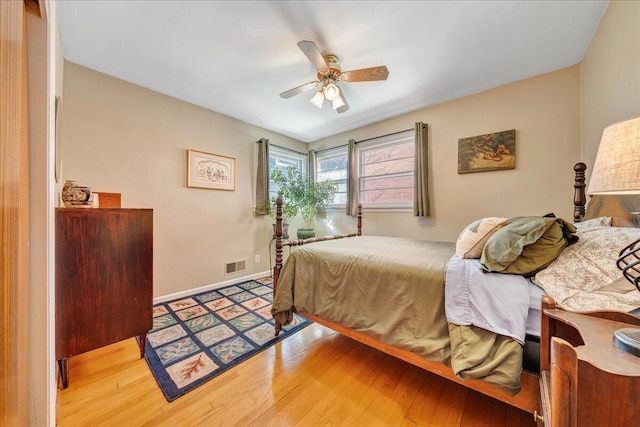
225;259;246;275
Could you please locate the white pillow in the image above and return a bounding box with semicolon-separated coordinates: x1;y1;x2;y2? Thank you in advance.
456;217;509;259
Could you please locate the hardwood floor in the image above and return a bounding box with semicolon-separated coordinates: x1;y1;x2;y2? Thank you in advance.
57;323;535;426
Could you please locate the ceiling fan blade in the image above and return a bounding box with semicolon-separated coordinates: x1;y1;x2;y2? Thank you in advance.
336;91;349;114
297;40;330;74
280;81;321;99
341;66;389;82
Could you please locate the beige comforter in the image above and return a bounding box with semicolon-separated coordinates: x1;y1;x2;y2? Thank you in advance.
272;236;523;395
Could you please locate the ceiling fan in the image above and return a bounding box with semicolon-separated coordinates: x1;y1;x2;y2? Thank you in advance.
280;40;389;113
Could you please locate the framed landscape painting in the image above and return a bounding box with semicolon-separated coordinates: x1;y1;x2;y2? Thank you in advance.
457;129;516;174
187;149;236;191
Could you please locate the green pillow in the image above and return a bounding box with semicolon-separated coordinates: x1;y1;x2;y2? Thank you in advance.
481;216;574;277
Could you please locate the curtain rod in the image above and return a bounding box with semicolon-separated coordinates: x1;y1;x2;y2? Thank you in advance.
355;127;416;144
259;124;424;156
314;125;422;154
256;140;307;156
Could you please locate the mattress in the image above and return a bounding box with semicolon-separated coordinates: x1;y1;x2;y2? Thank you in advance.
526;282;545;337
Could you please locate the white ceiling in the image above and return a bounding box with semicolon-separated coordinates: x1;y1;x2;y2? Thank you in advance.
57;1;608;143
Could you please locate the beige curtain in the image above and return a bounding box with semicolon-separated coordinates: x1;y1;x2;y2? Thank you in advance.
345;139;359;216
413;122;430;216
254;138;269;215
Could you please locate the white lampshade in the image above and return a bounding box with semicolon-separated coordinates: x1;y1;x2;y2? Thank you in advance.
331;96;345;110
310;90;325;109
588;116;640;195
588;116;640;357
324;83;340;101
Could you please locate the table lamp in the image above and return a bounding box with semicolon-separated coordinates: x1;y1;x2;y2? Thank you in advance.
587;115;640;356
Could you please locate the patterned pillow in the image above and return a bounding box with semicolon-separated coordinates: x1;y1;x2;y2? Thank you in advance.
533;226;640;312
574;216;612;231
456;217;509;259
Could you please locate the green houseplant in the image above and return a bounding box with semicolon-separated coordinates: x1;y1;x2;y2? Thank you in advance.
296;178;337;238
268;168;298;239
269;166;337;239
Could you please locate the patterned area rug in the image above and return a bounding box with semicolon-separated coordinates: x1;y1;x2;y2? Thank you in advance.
144;276;310;401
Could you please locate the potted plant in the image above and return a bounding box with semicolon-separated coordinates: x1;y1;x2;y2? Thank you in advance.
268;168;299;239
296;178;337;239
270;165;337;239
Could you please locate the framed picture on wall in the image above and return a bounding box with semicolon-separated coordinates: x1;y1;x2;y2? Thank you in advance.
187;149;236;191
457;129;516;174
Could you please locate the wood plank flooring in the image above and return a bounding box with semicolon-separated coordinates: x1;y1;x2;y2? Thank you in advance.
57;323;535;426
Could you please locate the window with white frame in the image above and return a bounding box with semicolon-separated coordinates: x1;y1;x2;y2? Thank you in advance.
316;146;348;206
268;145;306;201
357;130;414;208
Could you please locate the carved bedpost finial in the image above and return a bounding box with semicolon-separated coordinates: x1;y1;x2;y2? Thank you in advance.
357;203;363;236
574;162;587;222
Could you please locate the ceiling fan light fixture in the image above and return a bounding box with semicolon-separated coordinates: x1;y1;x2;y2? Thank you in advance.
331;96;345;110
310;90;325;108
324;83;340;101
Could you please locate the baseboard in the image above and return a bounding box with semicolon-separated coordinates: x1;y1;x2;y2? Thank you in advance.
153;270;272;304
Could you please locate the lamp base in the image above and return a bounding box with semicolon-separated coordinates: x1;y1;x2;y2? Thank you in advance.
613;328;640;357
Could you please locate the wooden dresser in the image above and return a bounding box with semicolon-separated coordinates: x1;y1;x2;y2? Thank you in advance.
55;208;153;388
539;296;640;426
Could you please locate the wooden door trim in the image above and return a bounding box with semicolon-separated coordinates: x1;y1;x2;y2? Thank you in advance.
0;0;31;425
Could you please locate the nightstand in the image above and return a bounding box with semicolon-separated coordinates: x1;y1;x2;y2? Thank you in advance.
539;296;640;426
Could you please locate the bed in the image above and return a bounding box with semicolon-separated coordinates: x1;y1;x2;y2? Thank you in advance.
270;162;640;415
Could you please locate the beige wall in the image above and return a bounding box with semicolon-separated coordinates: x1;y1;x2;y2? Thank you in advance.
580;0;640;177
313;66;581;242
61;62;306;297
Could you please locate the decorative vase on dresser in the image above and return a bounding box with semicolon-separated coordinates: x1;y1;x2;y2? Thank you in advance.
55;208;153;388
61;179;93;207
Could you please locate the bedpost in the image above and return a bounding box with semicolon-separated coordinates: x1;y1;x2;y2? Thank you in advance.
274;196;284;336
357;203;363;236
573;162;587;222
540;295;557;373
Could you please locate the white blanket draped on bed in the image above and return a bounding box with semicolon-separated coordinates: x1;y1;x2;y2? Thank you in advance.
445;254;532;345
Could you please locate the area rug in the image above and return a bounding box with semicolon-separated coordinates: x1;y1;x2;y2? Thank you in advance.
144;276;310;401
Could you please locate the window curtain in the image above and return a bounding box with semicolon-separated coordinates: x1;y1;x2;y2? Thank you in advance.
254;138;270;215
308;149;316;183
345;139;359;216
413;122;430;216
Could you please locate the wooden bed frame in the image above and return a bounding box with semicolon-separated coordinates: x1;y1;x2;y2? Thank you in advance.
271;162;635;416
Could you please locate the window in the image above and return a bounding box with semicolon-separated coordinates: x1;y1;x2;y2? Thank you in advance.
268;145;306;201
316;146;348;206
312;131;415;210
358;130;414;207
